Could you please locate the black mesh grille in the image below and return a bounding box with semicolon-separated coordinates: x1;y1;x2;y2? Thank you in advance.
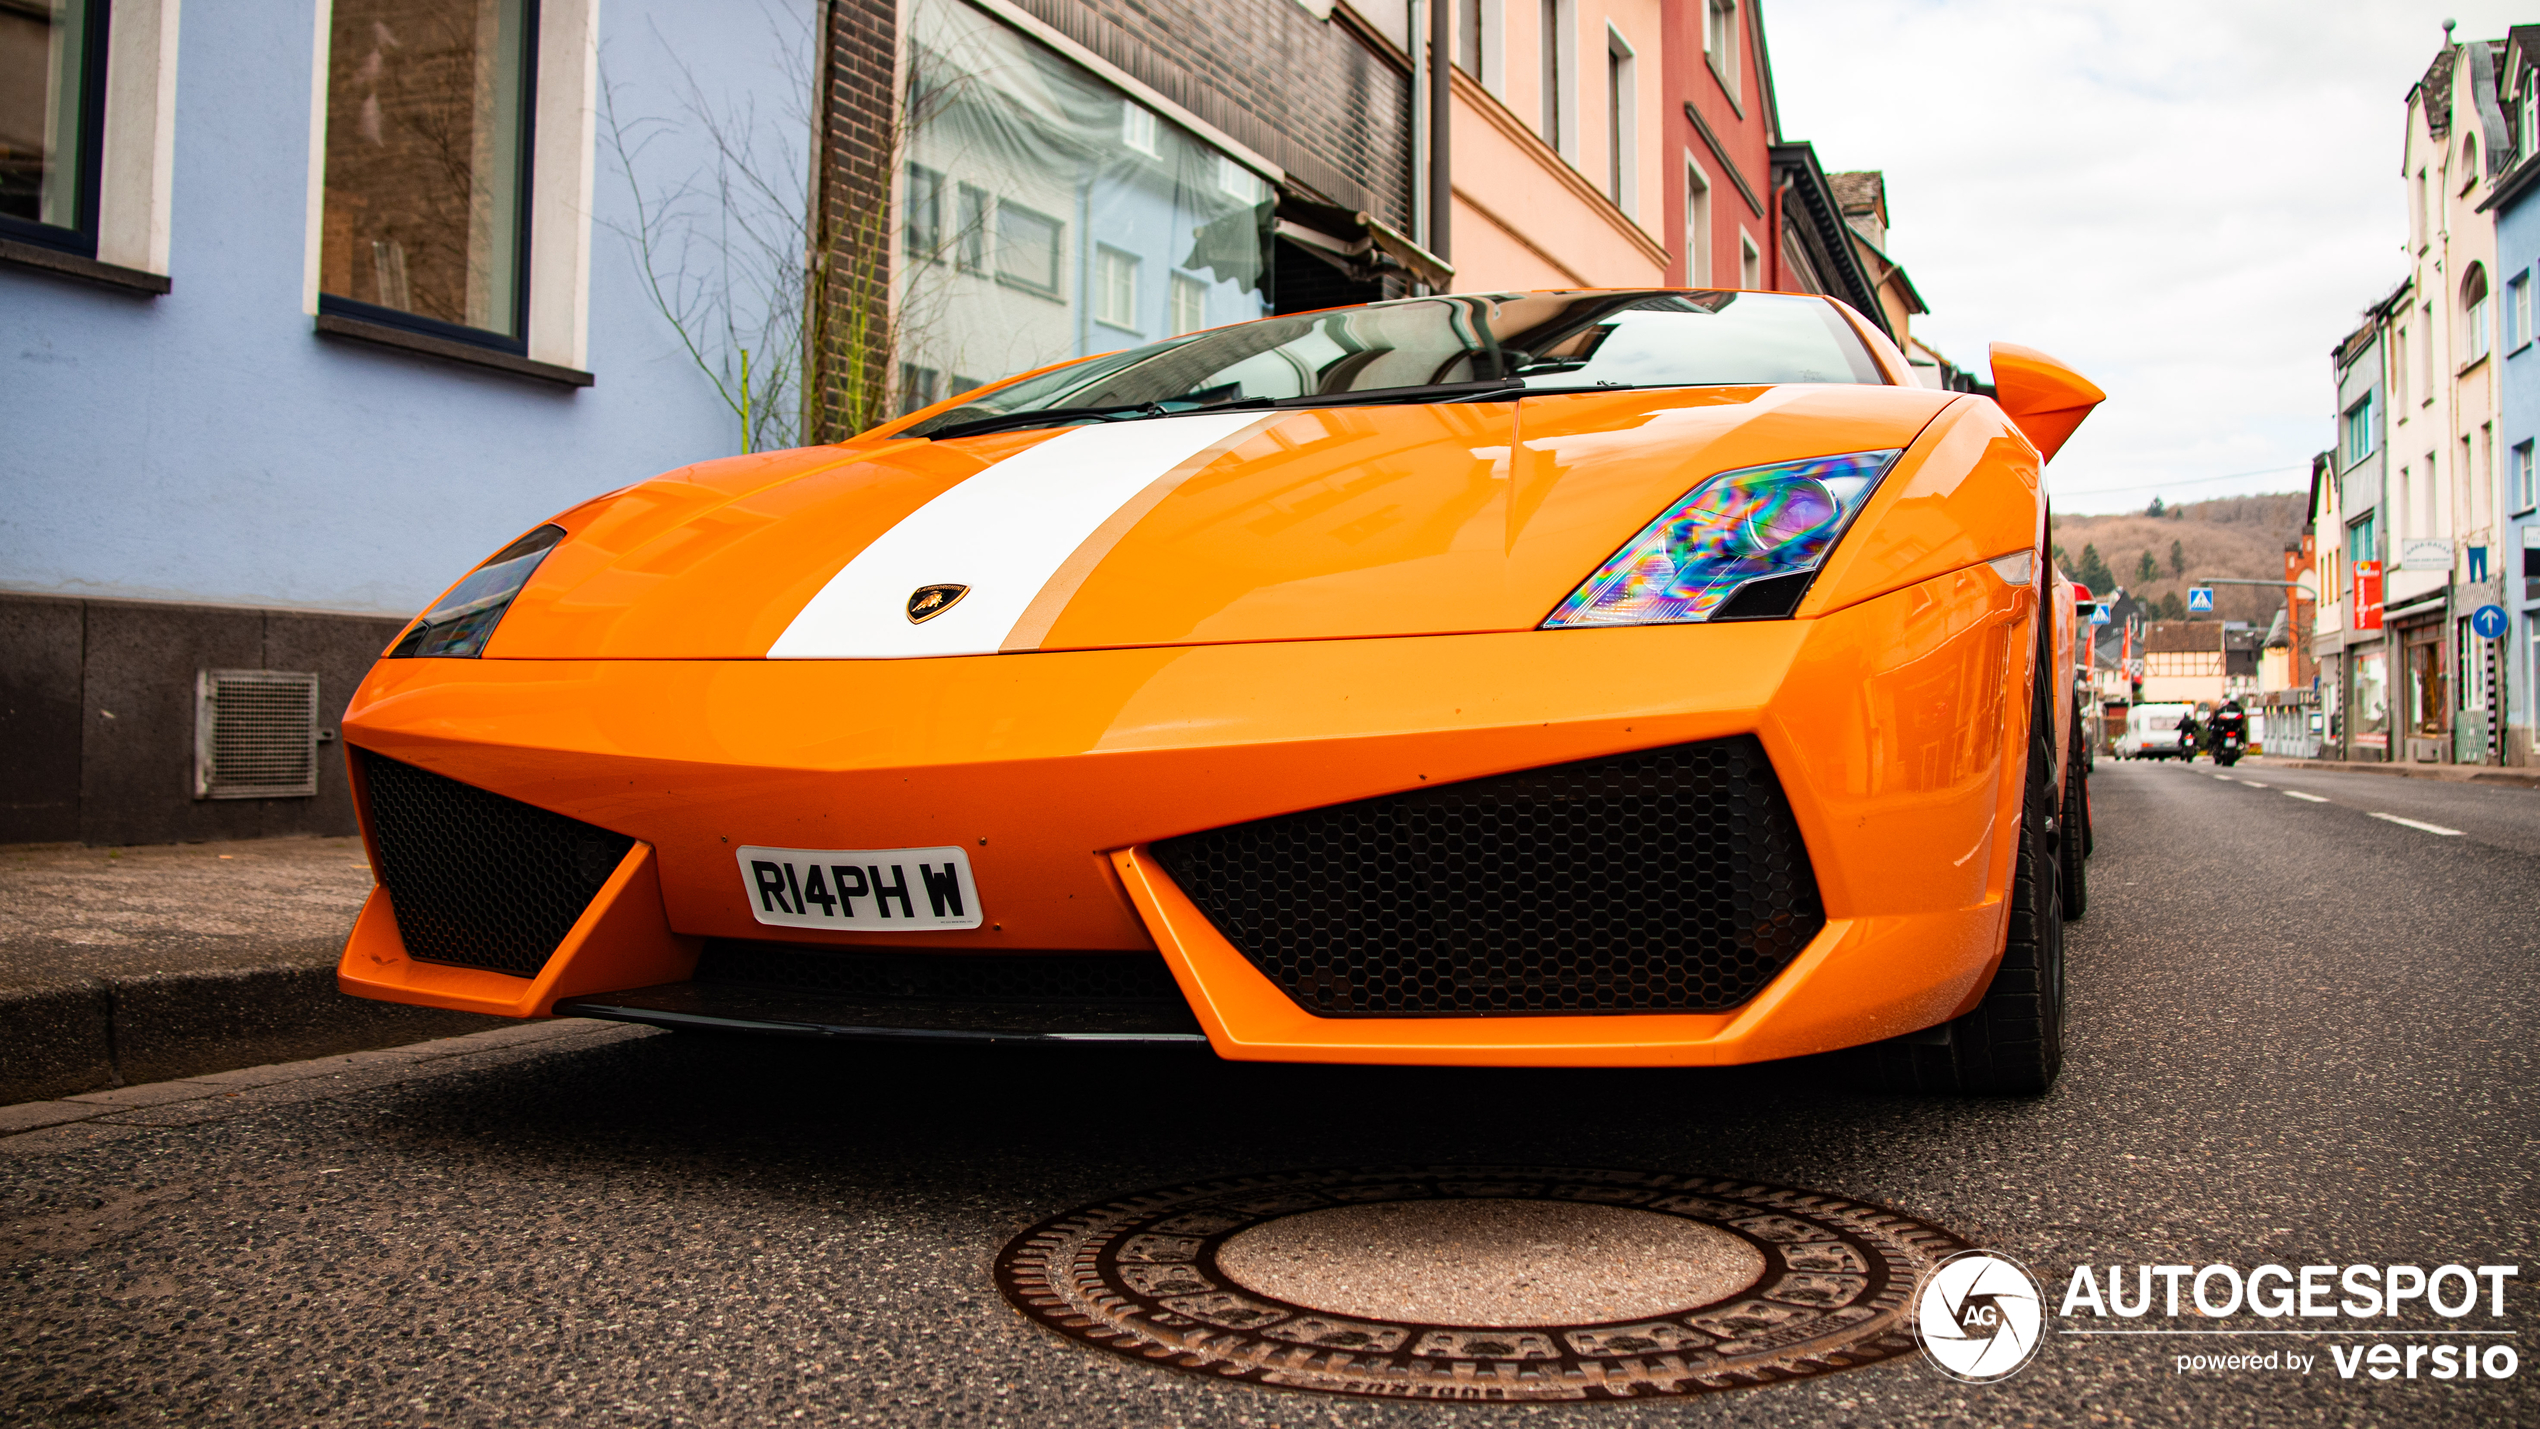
696;941;1188;1005
358;751;634;977
1151;735;1824;1016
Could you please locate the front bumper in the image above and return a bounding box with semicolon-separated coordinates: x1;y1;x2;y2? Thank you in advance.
339;560;2033;1066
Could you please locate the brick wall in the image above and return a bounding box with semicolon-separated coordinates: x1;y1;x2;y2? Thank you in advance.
811;0;903;442
1009;0;1413;226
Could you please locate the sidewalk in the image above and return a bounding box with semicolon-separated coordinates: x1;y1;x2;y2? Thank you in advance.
0;838;500;1104
2241;754;2540;788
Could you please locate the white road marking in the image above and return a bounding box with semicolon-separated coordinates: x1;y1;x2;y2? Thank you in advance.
769;412;1265;659
2239;781;2268;787
2283;791;2330;803
2369;812;2465;836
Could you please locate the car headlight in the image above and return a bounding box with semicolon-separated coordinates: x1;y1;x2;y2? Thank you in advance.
387;524;566;658
1541;449;1901;628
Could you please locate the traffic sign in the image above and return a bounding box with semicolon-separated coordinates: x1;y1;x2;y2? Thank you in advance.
2473;603;2510;639
2090;603;2111;625
2186;587;2215;612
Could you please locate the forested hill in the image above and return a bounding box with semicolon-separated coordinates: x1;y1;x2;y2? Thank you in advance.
2050;492;2308;626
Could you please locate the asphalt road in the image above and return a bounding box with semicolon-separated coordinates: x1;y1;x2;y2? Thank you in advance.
4;760;2536;1426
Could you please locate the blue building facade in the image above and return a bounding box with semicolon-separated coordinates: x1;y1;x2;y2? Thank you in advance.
2485;25;2540;764
0;0;817;842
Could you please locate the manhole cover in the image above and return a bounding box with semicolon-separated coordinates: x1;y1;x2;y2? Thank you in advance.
995;1166;1968;1401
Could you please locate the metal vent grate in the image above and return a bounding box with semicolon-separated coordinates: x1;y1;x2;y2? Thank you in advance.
194;670;320;799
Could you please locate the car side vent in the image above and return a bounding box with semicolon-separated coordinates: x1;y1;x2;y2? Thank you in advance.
194;670;320;799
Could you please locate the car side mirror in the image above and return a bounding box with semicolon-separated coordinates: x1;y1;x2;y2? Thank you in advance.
1988;343;2105;462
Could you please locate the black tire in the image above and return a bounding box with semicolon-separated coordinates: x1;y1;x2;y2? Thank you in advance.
2060;710;2090;918
1869;607;2069;1096
2216;751;2239;767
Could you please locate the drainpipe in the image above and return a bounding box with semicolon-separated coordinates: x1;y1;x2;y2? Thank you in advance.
1430;0;1452;270
1411;0;1429;260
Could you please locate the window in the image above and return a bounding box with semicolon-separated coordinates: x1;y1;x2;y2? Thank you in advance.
2342;392;2376;467
1704;0;1738;99
2393;326;2408;409
2421;303;2436;394
1120;102;1158;157
2461;134;2480;193
1095;245;1139;331
1539;0;1570;155
897;363;940;416
2463;263;2491;363
1682;159;1711;285
2516;440;2536;512
904;162;944;260
2511;270;2532;350
1170;272;1207;334
2417;167;2431;250
1455;0;1481;74
1605;30;1634;212
951;374;983;398
996;201;1063;297
1740;232;1760;289
319;0;536;344
2348;510;2375;568
2396;466;2412;538
1215;154;1262;204
955;184;989;272
0;0;107;253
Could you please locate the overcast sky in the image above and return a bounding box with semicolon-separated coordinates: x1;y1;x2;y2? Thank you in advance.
1766;1;2531;514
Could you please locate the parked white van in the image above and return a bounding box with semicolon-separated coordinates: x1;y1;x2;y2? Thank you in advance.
2118;703;2195;759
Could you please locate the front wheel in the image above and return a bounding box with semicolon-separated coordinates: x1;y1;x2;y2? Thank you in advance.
2216;750;2240;767
1871;750;2068;1095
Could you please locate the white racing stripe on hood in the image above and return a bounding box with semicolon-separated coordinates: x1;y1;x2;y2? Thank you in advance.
768;411;1267;659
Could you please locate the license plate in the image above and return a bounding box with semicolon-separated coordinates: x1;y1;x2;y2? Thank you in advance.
735;845;983;930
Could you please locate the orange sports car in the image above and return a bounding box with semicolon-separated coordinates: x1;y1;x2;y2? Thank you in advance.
337;289;2103;1093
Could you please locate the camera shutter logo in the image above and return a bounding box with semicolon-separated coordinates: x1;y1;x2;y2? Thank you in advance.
1916;1250;2045;1383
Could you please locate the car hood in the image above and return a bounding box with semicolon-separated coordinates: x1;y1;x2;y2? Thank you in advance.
485;385;1961;660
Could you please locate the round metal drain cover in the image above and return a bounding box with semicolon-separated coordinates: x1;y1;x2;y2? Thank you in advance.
995;1166;1968;1401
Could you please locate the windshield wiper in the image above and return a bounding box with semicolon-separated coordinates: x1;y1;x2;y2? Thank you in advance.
918;380;1537;442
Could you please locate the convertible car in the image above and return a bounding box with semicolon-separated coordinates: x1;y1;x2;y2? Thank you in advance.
337;289;2102;1093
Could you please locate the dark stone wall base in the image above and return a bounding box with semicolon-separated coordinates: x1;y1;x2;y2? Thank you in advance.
0;592;409;846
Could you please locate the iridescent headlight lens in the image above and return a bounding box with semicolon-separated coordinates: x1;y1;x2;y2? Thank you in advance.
388;524;566;658
1541;450;1901;628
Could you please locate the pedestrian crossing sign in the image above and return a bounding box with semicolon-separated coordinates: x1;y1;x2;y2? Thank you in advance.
2090;603;2111;624
2186;587;2214;612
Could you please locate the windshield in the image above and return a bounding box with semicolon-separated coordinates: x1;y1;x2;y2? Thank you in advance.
897;290;1886;439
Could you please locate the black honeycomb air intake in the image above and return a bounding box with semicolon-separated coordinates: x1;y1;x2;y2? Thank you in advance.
357;751;634;977
1150;735;1824;1016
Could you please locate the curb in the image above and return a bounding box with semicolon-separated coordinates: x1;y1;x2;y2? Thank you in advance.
0;963;505;1105
2241;755;2540;789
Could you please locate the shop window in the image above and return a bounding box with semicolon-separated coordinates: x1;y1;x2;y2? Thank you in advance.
0;0;108;254
319;0;536;347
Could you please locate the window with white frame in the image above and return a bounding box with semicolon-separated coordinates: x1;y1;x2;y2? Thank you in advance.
1604;29;1635;213
1171;272;1207;334
319;0;537;346
2342;392;2376;468
1739;232;1760;289
2461;134;2480;193
1095;245;1139;331
2511;270;2531;350
1121;101;1158;157
955;184;989;272
2464;264;2492;363
997;201;1064;298
1540;0;1572;156
2394;325;2409;408
1704;0;1737;101
0;0;107;254
1215;154;1262;204
2421;302;2436;392
904;162;945;260
2518;440;2538;511
1456;0;1480;73
1683;158;1711;285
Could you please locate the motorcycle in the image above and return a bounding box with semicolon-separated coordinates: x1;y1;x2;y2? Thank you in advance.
2205;706;2248;767
2176;720;2198;763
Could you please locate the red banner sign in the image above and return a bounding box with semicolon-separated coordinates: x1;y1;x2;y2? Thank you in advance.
2353;560;2384;631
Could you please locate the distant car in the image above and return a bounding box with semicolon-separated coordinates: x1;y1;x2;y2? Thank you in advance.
2118;702;2196;759
336;289;2104;1093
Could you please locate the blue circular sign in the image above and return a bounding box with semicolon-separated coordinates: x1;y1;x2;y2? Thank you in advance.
2473;603;2510;639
